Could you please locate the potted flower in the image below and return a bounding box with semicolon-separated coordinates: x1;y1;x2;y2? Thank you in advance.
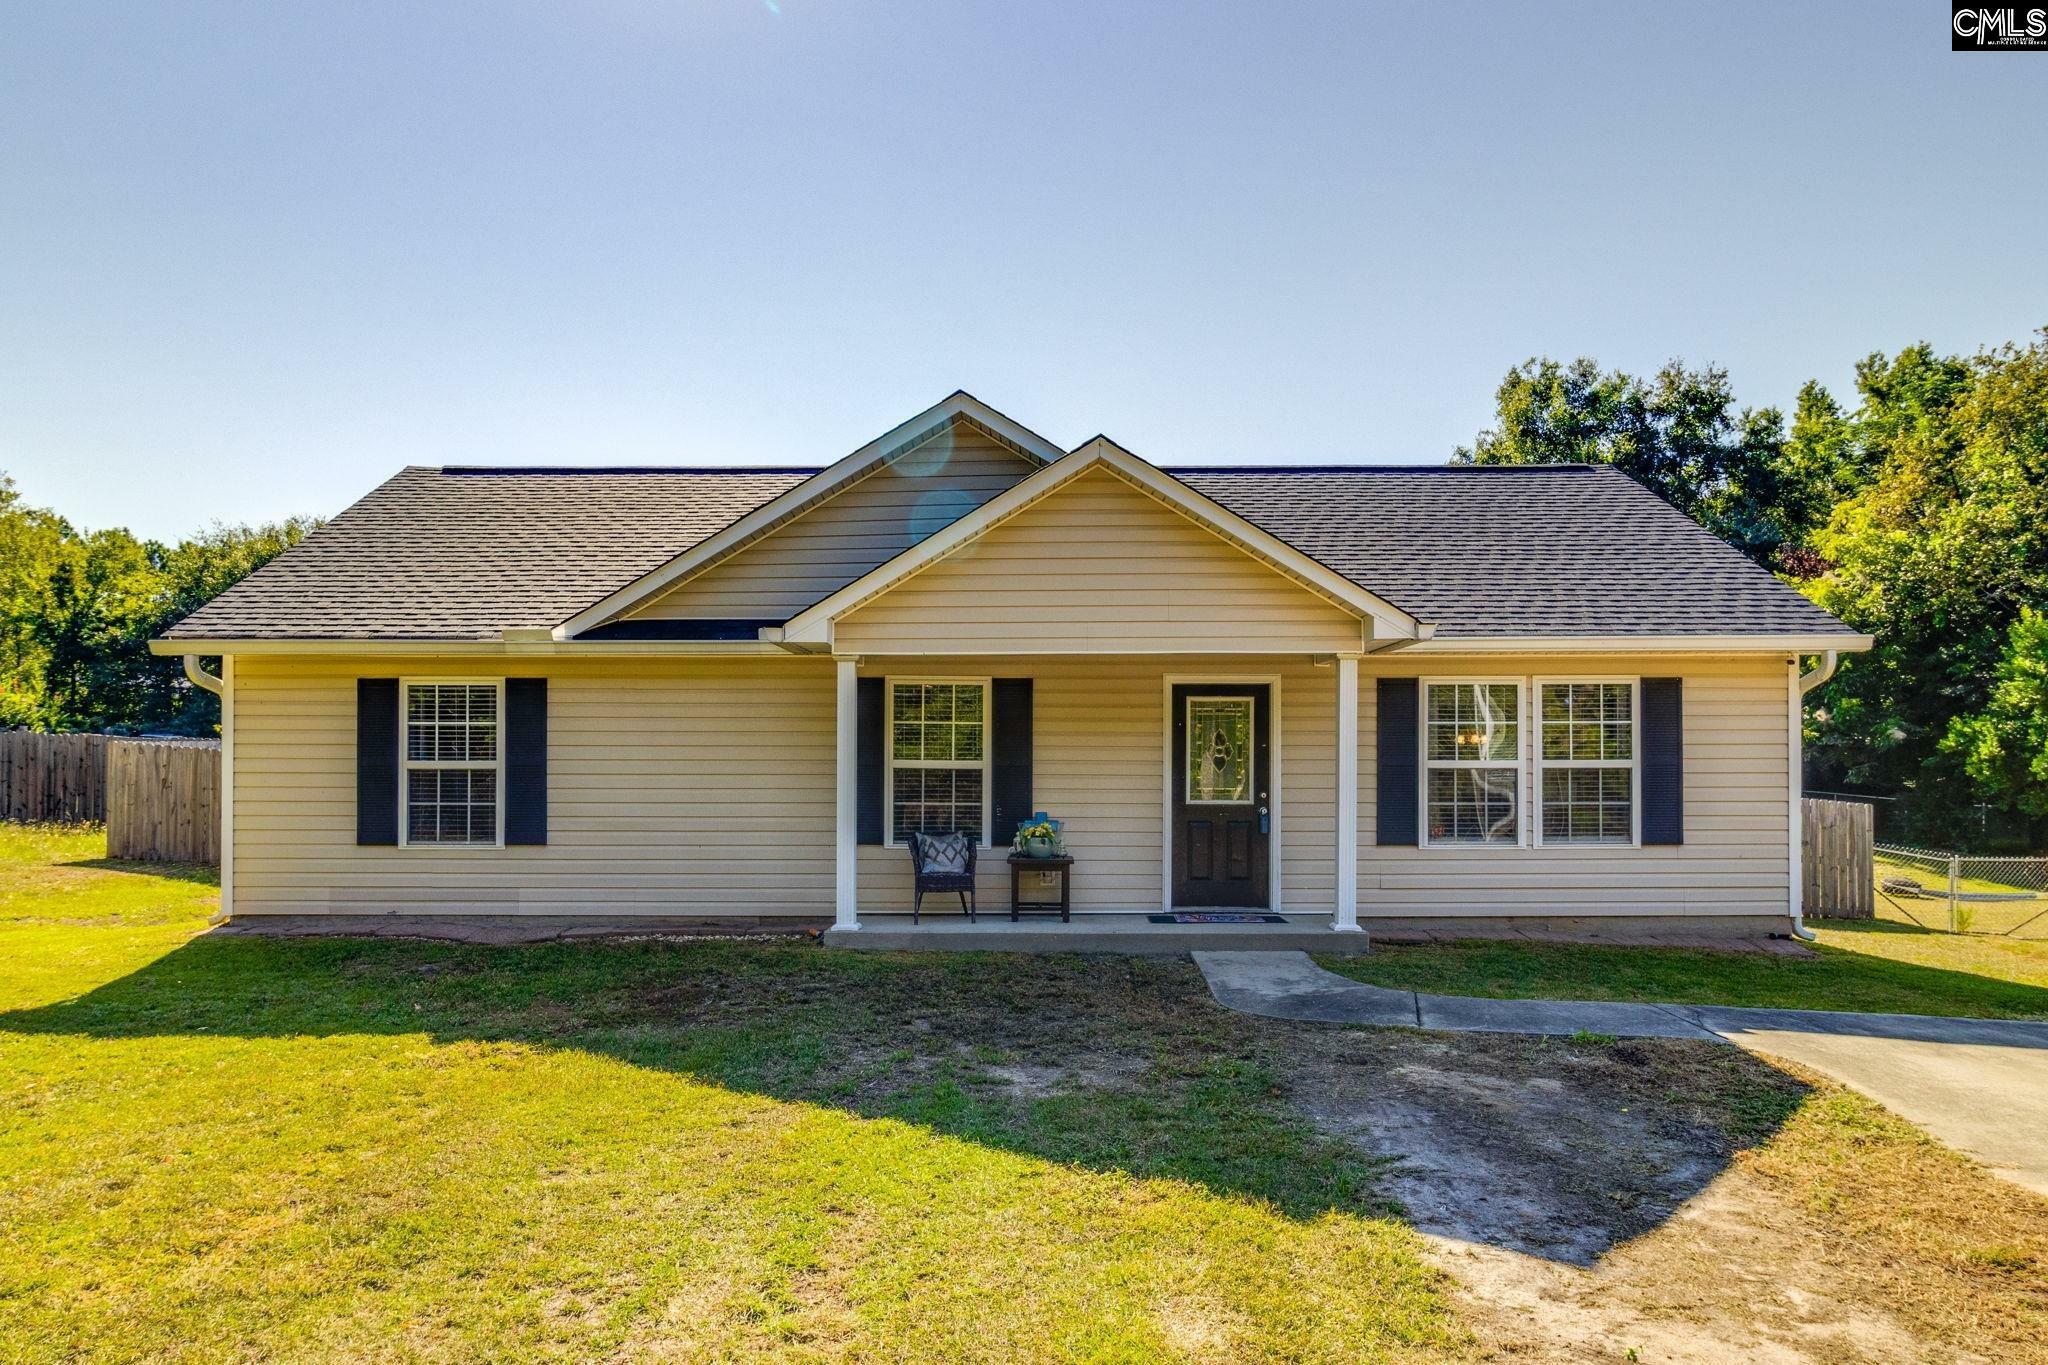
1015;818;1062;859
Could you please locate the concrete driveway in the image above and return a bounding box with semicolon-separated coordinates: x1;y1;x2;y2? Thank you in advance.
1195;950;2048;1196
1691;1007;2048;1196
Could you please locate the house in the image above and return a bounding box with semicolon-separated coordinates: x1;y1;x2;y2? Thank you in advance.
151;393;1870;941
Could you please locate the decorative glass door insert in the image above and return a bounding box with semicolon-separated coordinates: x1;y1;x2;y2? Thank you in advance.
1185;697;1254;804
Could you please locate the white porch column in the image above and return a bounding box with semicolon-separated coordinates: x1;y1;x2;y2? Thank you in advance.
1333;655;1362;932
835;656;860;930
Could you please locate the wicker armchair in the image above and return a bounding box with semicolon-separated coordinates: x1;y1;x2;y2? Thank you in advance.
907;831;978;923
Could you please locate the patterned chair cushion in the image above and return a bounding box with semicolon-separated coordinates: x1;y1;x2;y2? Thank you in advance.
919;831;972;875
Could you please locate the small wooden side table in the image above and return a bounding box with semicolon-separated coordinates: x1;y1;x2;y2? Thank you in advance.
1006;853;1074;922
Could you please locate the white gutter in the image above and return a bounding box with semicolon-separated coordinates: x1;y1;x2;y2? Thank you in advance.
149;638;791;658
182;655;224;695
1786;650;1841;942
1409;633;1873;655
1361;630;1432;655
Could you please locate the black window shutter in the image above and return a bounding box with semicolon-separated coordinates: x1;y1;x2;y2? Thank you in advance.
1376;677;1419;846
504;678;547;845
990;678;1034;846
1641;677;1684;845
356;678;400;846
857;677;885;845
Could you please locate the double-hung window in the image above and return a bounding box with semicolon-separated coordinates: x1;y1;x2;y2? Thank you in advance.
1536;680;1637;845
888;679;989;845
1422;680;1523;846
401;680;503;846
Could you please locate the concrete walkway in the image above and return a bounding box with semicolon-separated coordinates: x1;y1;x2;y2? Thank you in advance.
1195;950;2048;1196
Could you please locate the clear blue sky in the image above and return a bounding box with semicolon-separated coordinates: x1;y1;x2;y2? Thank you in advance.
3;1;2043;541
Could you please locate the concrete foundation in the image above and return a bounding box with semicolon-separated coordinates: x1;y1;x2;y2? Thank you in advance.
214;915;825;945
215;911;1799;953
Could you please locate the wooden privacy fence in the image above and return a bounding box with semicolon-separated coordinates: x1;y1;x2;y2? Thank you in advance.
0;731;108;823
0;731;220;864
1803;796;1874;918
106;739;221;864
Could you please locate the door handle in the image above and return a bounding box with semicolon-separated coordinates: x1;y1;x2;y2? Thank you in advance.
1258;805;1270;834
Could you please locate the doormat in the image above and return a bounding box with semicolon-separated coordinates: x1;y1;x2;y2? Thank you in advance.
1147;913;1287;924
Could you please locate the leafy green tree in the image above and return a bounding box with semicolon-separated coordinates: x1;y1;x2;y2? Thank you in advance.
1804;333;2048;846
1943;608;2048;817
0;469;315;734
0;473;72;728
1773;382;1861;559
134;519;319;732
1456;357;1790;560
23;528;157;730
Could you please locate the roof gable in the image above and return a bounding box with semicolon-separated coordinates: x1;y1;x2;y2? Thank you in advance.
780;438;1426;647
556;393;1063;639
614;417;1037;626
829;463;1378;654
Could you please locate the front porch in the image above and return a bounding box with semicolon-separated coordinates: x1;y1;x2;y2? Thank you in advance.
828;654;1370;937
822;911;1359;953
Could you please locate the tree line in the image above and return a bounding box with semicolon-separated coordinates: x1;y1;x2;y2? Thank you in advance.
1460;328;2048;849
0;473;313;735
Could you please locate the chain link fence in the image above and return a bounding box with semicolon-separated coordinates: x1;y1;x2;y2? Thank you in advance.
1873;844;2048;938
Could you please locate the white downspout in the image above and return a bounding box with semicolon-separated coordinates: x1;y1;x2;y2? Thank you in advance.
218;656;234;924
183;654;223;695
183;655;233;924
1799;650;1840;698
1787;650;1839;941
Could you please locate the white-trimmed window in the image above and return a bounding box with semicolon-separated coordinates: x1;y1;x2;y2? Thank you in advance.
401;680;503;846
887;679;989;845
1536;679;1637;845
1422;680;1524;846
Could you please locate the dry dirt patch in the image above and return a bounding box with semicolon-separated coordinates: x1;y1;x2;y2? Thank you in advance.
1278;1023;2047;1363
1286;1031;1784;1266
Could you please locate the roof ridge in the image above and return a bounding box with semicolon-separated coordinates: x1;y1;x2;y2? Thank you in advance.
438;465;822;476
424;462;1620;477
1166;463;1607;474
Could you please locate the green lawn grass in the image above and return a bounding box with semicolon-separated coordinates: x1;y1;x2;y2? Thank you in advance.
1319;922;2048;1019
0;825;1462;1362
9;824;2048;1360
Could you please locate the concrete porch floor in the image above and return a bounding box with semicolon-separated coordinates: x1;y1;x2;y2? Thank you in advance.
821;912;1364;954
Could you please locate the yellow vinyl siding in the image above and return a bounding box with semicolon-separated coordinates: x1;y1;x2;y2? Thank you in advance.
1281;663;1338;912
833;468;1367;655
627;430;1034;621
230;652;1338;919
1355;655;1791;915
233;654;837;917
227;650;1789;922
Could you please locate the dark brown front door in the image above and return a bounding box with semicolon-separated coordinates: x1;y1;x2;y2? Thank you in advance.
1171;683;1271;908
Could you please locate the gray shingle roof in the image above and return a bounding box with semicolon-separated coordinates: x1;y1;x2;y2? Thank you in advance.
166;467;807;640
165;461;1856;642
1172;465;1857;639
